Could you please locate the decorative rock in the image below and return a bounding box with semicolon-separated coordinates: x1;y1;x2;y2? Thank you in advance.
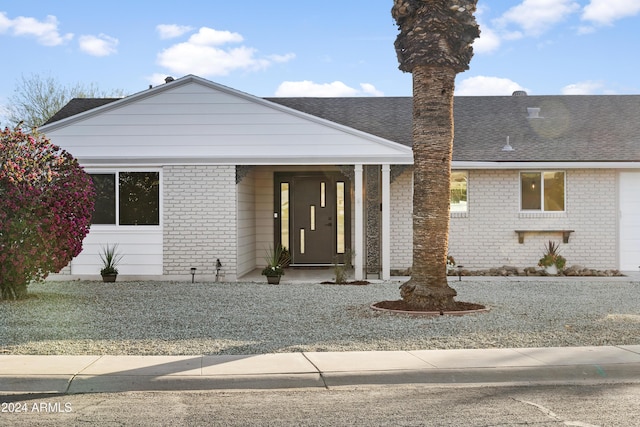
444;265;626;277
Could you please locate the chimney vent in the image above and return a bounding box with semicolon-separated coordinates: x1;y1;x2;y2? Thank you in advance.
527;107;542;119
512;90;527;96
165;76;175;83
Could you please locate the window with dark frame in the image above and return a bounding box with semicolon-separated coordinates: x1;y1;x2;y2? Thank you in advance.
91;174;116;224
89;171;160;226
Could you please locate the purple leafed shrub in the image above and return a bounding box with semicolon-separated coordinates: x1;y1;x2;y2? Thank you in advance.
0;127;95;299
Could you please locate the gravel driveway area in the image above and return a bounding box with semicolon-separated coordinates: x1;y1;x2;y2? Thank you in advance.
1;279;639;355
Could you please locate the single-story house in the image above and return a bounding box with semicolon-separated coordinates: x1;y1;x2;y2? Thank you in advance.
40;74;640;281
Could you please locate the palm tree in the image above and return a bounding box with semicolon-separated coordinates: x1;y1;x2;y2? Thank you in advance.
391;0;480;310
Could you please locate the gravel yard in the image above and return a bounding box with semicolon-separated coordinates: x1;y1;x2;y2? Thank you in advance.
1;278;639;355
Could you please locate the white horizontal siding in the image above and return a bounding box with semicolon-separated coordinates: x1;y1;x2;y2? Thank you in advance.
88;112;305;126
50;123;345;137
45;136;406;159
42;77;412;166
71;228;163;275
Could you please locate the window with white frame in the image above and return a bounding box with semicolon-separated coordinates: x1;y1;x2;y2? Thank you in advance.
520;171;565;212
90;171;160;225
450;171;468;213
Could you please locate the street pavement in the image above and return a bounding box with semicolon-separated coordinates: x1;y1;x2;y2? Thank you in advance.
2;345;640;394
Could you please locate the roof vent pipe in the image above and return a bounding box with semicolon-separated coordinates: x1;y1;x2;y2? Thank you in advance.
165;76;175;83
502;136;515;152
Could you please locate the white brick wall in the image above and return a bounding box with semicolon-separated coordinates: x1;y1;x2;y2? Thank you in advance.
163;165;238;279
390;169;413;270
393;168;619;271
448;169;618;270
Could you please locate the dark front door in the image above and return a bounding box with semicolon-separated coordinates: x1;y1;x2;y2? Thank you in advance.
275;173;350;265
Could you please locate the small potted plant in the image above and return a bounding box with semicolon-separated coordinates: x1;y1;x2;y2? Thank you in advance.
538;240;566;275
100;243;123;282
261;244;290;284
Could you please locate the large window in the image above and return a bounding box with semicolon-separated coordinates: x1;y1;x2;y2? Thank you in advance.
91;174;116;224
90;171;160;226
450;171;468;213
520;171;565;212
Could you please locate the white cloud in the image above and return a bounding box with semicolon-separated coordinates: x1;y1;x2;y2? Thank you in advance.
0;12;73;46
472;5;502;54
561;81;605;95
158;44;265;76
360;83;384;97
474;1;580;55
473;24;501;54
267;53;296;63
79;34;118;57
496;0;580;36
156;27;294;77
582;0;640;26
156;24;193;39
275;81;383;97
0;13;11;32
189;27;243;46
456;76;529;96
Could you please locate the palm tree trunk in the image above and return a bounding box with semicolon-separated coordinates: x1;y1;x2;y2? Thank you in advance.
400;64;457;310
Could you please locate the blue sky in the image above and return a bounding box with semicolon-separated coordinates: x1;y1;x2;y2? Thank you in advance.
1;0;640;124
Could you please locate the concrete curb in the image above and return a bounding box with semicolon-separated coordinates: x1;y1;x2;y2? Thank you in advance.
2;346;640;394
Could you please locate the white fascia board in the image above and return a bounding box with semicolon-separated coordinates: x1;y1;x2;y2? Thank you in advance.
78;154;414;168
453;161;640;170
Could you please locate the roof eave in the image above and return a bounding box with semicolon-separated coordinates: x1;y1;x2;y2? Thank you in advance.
453;161;640;169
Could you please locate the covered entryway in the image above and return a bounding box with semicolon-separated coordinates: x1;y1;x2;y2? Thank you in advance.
40;75;414;282
620;172;640;271
274;172;351;265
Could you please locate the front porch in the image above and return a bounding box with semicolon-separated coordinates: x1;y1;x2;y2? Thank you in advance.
236;164;412;281
238;266;407;283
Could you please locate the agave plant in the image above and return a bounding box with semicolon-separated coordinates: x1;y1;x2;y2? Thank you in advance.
261;244;290;277
99;243;123;275
538;240;566;269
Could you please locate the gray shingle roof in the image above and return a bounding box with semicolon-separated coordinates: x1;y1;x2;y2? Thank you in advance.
43;98;122;125
268;95;640;162
46;94;640;162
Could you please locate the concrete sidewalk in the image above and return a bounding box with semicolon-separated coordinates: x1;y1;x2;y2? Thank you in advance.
2;345;640;394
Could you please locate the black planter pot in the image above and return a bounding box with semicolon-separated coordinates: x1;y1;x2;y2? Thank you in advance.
101;273;117;283
266;275;281;284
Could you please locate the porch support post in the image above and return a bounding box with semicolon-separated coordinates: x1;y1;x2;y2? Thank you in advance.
354;164;364;281
381;164;391;280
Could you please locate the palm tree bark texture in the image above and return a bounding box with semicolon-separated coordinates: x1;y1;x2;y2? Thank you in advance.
392;0;479;310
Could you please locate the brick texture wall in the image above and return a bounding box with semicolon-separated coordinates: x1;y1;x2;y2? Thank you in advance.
163;165;238;279
448;169;618;270
392;168;618;271
390;169;413;271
